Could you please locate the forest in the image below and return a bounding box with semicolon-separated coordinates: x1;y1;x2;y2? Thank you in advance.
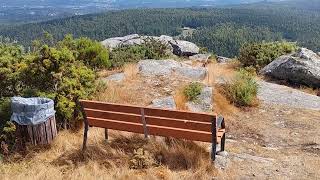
0;6;319;57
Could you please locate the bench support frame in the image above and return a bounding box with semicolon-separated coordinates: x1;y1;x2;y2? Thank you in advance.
211;116;217;161
81;105;89;151
79;100;226;162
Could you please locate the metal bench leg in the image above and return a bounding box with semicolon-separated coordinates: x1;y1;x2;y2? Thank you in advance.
211;116;217;161
221;133;226;152
105;129;109;143
211;142;216;161
82;119;89;151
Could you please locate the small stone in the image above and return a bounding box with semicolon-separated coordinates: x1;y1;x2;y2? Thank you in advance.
102;73;125;83
217;151;229;157
217;56;233;63
149;96;176;110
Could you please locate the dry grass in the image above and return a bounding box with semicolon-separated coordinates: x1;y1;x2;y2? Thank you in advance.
94;81;151;106
123;63;139;81
203;62;239;117
0;129;217;180
95;64;151;105
204;61;239;86
173;85;188;110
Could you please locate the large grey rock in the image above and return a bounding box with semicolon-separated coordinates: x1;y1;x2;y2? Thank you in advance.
169;40;200;56
101;34;141;49
261;48;320;88
138;60;207;80
103;73;125;83
186;86;213;112
189;54;211;63
149;96;176;110
101;34;199;57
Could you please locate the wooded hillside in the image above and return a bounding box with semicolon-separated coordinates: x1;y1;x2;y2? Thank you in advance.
1;7;320;56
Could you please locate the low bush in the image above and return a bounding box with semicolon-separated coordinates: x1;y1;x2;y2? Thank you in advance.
110;38;170;68
222;69;258;107
239;41;297;71
183;82;203;102
0;34;107;131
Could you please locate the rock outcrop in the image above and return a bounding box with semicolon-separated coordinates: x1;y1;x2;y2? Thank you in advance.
101;34;142;49
138;59;207;80
101;34;199;57
189;53;211;63
186;86;213;112
261;48;320;88
169;40;199;56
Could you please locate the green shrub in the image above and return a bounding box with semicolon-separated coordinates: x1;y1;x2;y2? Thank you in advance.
0;43;27;97
23;45;97;128
110;38;170;68
223;69;258;107
239;41;297;71
184;82;203;102
60;35;111;70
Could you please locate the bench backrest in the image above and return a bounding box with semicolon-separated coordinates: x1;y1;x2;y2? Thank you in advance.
80;100;224;143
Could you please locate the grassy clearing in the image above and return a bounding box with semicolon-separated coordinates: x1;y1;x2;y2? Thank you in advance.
0;129;217;180
0;60;244;180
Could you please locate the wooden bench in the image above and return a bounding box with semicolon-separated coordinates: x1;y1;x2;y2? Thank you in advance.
79;100;226;161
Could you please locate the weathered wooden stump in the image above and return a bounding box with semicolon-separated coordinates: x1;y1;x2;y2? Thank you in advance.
16;116;57;146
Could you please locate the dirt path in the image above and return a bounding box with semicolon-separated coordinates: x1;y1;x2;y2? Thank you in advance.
219;103;320;179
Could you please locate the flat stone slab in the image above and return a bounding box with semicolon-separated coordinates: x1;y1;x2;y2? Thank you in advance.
138;59;207;80
258;80;320;110
103;73;125;82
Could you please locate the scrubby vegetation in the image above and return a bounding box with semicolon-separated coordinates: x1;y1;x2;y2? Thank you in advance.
187;23;282;57
239;41;297;71
183;82;203;102
222;69;258;107
0;34;111;151
110;38;170;68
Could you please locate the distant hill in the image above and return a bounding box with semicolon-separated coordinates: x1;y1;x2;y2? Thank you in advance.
1;6;319;57
0;0;279;24
234;0;320;11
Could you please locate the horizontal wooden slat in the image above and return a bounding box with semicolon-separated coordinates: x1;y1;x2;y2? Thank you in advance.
87;117;214;142
148;125;212;142
145;116;211;132
85;109;141;123
88;118;145;134
81;100;225;143
144;108;214;123
80;100;215;123
81;100;141;114
84;108;212;132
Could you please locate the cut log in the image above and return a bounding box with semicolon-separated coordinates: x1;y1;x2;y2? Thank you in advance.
16;116;57;147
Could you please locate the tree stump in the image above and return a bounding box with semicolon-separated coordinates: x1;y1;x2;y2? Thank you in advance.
16;116;57;147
